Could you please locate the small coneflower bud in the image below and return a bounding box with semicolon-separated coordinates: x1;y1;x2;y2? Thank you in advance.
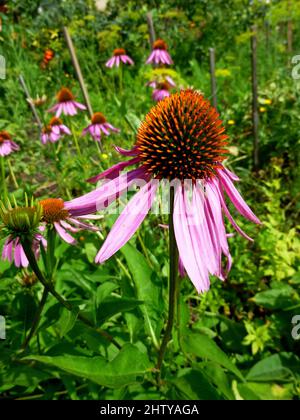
137;89;228;181
0;197;43;237
56;87;74;103
18;272;38;287
40;198;69;223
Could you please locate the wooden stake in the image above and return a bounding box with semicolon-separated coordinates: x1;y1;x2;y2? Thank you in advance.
63;27;93;118
18;75;43;131
146;12;156;47
209;48;217;109
287;0;293;53
251;25;259;170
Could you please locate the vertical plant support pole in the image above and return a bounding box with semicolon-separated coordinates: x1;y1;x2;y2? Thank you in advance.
63;27;93;119
287;0;293;54
209;48;217;110
18;75;43;132
251;25;259;170
146;12;156;47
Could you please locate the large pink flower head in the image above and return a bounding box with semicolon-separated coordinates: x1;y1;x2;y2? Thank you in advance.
41;117;71;145
106;48;134;68
47;87;86;117
146;39;173;65
0;131;19;157
82;112;120;143
68;90;261;293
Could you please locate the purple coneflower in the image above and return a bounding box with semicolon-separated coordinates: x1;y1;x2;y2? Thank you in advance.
41;117;71;145
152;81;173;102
82;112;120;143
39;198;99;245
146;39;173;65
67;90;261;293
2;234;46;268
0;131;19;157
47;87;86;117
106;48;134;68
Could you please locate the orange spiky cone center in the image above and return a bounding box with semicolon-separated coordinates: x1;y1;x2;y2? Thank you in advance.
0;131;11;144
49;117;62;126
136;89;229;181
91;112;107;125
153;39;167;50
40;198;69;223
157;81;171;91
57;87;74;103
113;48;126;56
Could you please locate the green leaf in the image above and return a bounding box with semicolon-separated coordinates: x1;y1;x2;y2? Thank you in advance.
171;368;224;400
55;308;79;338
182;332;243;380
96;282;119;306
252;285;297;310
246;353;300;383
238;382;294;400
121;244;164;346
0;366;51;392
23;344;151;388
97;297;144;324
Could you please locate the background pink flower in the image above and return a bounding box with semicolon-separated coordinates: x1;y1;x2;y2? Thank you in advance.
47;87;86;117
82;112;120;143
146;39;173;65
0;131;19;157
41;117;71;145
106;48;134;68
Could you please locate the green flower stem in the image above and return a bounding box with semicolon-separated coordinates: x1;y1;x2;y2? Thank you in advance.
119;65;123;94
95;139;104;157
156;187;179;379
21;237;121;350
0;156;7;200
69;123;82;158
21;287;49;350
7;158;19;189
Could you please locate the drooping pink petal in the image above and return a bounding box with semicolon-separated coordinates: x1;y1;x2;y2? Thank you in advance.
54;222;76;245
146;50;155;64
193;183;220;277
205;182;232;279
74;101;87;111
211;177;253;241
114;145;139;156
217;168;261;224
87;157;141;183
173;185;210;293
95;180;158;263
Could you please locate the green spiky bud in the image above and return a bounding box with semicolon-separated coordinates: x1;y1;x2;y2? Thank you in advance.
0;195;43;239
